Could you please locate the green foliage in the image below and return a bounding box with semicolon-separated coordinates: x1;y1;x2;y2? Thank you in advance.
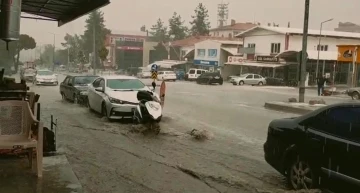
61;33;83;64
190;3;211;36
152;42;168;62
168;12;188;40
150;18;169;42
98;47;109;62
40;44;55;67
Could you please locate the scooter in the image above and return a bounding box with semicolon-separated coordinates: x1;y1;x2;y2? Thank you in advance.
133;89;162;134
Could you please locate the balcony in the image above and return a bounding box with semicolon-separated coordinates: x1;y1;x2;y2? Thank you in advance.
238;47;255;54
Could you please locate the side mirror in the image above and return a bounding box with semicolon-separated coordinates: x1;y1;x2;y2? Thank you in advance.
95;87;104;92
68;83;73;86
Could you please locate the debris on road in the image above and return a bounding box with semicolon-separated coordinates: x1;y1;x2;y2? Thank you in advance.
189;129;214;140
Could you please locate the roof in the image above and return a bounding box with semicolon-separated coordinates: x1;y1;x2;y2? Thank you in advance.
171;36;241;47
20;0;110;26
110;30;148;37
276;50;337;61
210;23;257;32
236;26;360;39
214;40;242;45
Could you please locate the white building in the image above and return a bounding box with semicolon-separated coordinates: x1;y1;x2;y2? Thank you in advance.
229;26;360;84
193;40;241;73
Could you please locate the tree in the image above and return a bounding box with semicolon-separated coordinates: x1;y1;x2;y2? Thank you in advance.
190;3;211;36
168;12;188;40
151;43;168;62
61;33;83;65
150;18;168;42
98;47;109;69
15;34;36;71
82;10;111;69
40;44;55;67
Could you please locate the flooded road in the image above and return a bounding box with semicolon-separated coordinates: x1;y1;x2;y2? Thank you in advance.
31;74;344;193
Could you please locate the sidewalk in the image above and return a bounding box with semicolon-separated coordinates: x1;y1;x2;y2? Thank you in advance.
264;101;326;114
0;155;82;193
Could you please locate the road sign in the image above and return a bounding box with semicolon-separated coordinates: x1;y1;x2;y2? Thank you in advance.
151;64;158;72
151;71;158;79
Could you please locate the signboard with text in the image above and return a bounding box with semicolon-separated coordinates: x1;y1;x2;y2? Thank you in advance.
255;55;279;62
194;59;219;66
227;56;244;63
337;45;360;62
117;46;143;50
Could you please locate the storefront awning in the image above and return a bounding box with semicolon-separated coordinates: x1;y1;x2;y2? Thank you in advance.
221;47;240;56
225;62;287;68
21;0;110;26
275;50;337;61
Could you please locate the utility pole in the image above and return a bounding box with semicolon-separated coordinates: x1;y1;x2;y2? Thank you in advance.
299;0;310;103
52;34;56;71
67;46;70;70
92;11;96;75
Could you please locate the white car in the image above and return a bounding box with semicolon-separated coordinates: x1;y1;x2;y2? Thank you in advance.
34;70;58;85
157;71;177;81
87;75;160;120
230;73;266;86
186;68;208;81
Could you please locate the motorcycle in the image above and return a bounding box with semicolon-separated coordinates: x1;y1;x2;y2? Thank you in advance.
133;89;162;134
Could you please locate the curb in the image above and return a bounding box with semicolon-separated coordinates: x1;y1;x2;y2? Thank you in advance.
264;102;314;115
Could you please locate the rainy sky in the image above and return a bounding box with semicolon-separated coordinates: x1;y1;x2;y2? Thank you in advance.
19;0;360;59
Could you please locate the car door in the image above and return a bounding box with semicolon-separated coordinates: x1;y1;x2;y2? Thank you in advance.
93;78;106;112
66;77;75;99
60;76;70;97
88;78;101;110
253;75;262;84
157;71;164;80
244;74;253;84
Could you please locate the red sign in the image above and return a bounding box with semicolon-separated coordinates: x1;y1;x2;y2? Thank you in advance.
117;46;143;50
227;56;244;63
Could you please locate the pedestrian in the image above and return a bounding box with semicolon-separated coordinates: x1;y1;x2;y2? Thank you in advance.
316;75;326;96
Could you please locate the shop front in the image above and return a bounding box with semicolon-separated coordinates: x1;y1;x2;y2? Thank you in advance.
337;45;360;87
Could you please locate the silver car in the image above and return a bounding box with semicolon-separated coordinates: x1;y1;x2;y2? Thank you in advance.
347;87;360;100
87;75;159;120
230;73;266;86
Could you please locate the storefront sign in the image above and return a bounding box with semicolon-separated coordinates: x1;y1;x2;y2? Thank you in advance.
227;56;244;63
117;46;143;50
256;55;279;62
194;59;218;66
337;45;360;62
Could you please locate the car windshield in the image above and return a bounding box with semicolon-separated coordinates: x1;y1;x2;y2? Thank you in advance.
107;79;145;90
38;71;53;76
74;76;98;85
239;74;249;77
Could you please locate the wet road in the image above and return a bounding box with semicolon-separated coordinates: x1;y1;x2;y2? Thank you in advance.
32;74;348;193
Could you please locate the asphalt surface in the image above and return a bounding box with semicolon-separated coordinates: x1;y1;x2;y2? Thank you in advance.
30;73;351;193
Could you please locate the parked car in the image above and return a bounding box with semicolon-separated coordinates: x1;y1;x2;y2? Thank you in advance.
264;103;360;192
174;69;185;80
157;71;177;81
87;75;159;120
230;73;266;86
185;68;208;81
227;74;240;81
60;75;99;105
137;70;151;78
265;77;286;86
21;68;36;82
196;71;223;85
346;87;360;100
34;70;58;85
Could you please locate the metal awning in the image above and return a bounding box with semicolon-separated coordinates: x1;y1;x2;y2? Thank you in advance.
20;0;110;26
275;50;337;61
221;47;240;56
225;61;287;68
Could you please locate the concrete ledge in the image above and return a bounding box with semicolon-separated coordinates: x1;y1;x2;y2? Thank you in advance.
264;101;325;115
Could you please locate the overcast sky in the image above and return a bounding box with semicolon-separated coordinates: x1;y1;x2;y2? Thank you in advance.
19;0;360;60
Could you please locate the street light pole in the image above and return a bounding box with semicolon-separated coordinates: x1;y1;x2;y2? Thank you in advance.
49;32;56;71
299;0;310;103
92;11;96;75
315;18;333;78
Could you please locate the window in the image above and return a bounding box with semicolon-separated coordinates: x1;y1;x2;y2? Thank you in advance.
158;71;164;75
208;49;217;57
248;43;256;48
99;79;105;88
189;70;196;74
37;70;53;76
74;76;98;85
63;77;71;84
106;79;145;90
326;107;360;141
196;70;202;74
125;38;136;42
271;43;281;54
317;45;329;51
110;37;114;44
246;75;253;79
228;33;232;38
254;75;261;79
92;78;101;87
197;49;205;57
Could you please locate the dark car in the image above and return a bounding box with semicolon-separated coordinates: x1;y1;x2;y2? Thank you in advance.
60;75;99;105
264;103;360;192
196;72;223;85
265;77;286;86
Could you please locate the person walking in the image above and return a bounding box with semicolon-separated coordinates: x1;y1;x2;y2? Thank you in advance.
316;75;326;96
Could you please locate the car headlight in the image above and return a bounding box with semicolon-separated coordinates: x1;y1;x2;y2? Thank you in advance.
108;97;135;104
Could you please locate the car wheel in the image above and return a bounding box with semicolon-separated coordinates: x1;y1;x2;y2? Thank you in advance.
352;92;360;100
239;81;244;86
219;81;223;85
258;81;263;86
61;93;66;100
102;103;108;118
287;155;318;190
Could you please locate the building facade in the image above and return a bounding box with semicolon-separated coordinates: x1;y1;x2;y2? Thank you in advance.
233;26;360;85
209;20;257;38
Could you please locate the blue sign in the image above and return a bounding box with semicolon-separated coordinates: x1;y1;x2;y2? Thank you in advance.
151;64;158;72
193;60;219;66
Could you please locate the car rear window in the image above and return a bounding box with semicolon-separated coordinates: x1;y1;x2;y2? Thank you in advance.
38;71;53;75
189;70;195;74
74;76;98;85
107;79;145;90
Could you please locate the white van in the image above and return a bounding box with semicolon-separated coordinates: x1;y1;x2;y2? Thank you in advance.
186;68;208;81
